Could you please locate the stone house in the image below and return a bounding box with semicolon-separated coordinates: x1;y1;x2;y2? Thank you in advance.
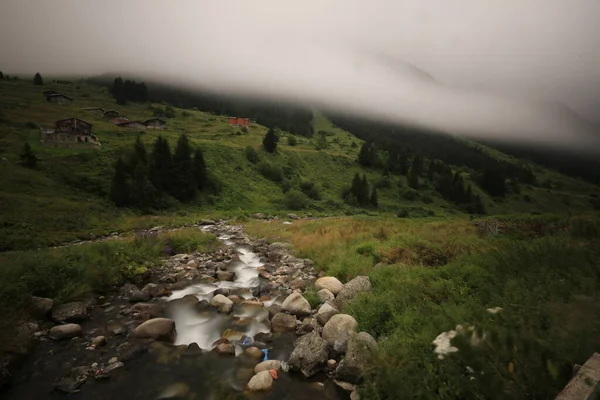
103;110;119;118
116;121;146;130
227;117;250;127
46;94;73;105
83;107;105;115
111;117;131;125
144;118;167;129
41;118;100;147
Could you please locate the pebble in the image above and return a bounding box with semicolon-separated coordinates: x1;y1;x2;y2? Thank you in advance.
108;357;118;364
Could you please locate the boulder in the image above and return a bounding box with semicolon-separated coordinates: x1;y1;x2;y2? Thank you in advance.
221;329;244;341
280;292;311;316
91;336;107;347
49;324;82;340
246;370;273;391
210;294;233;313
254;360;282;374
216;271;234;282
106;320;126;335
52;302;88;322
30;296;53;319
271;313;297;332
315;277;344;295
132;303;164;319
199;219;216;226
317;289;335;304
268;305;282;320
133;318;176;342
214;342;235;355
117;342;148;361
316;302;339;326
333;276;372;309
336;332;377;384
244;346;264;360
104;361;124;373
252;213;266;219
287;213;299;220
288;330;329;378
350;389;361;400
296;317;319;336
322;314;358;347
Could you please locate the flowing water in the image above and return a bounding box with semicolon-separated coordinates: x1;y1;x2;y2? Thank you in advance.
2;226;347;400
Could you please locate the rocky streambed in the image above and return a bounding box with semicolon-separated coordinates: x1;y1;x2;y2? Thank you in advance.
3;221;375;400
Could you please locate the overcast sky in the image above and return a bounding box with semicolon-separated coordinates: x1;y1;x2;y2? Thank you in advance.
1;0;599;150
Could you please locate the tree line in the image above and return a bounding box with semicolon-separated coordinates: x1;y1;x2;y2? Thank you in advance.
111;77;149;105
110;134;211;210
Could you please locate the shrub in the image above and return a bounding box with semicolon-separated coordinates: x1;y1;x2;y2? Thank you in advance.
245;146;260;164
300;181;322;200
258;162;284;182
401;188;419;201
287;135;297;146
284;189;309;210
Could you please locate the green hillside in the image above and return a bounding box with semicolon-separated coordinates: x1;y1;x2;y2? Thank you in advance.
0;78;598;251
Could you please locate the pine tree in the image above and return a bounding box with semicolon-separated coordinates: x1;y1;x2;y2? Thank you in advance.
112;77;126;105
0;71;5;80
33;72;43;86
149;136;173;193
110;157;130;206
358;142;377;167
132;136;148;167
410;155;424;177
358;175;370;206
263;128;279;153
20;142;38;168
370;187;379;207
316;132;328;150
130;164;155;210
192;147;207;190
408;167;419;189
172;134;196;201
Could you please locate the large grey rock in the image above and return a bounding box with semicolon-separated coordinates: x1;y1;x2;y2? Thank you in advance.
199;219;216;226
132;302;164;319
49;324;82;340
316;302;339;326
315;277;344;295
52;302;88;322
246;370;273;391
281;292;311;316
336;332;377;383
317;289;335;303
210;294;233;313
30;296;53;319
334;276;372;309
322;314;358;347
288;330;330;378
252;213;266;219
271;313;297;332
120;283;149;302
216;271;234;282
254;360;282;373
133;318;176;342
296;317;319;336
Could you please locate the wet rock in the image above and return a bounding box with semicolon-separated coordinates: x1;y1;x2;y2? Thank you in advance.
133;318;176;342
254;332;273;343
200;274;216;283
194;300;211;312
268;305;282;320
315;277;344;295
254;360;282;373
315;302;339;326
146;285;172;298
29;296;53;319
184;342;203;356
247;370;274;391
287;213;299;220
227;295;243;304
156;382;191;399
270;313;296;333
91;336;107;347
241;300;264;308
168;281;190;291
200;219;216;226
211;294;233;313
288;330;330;378
51;302;87;322
213;288;230;296
350;389;361;400
70;366;92;378
108;357;118;364
317;289;335;303
244;346;264;360
216;271;234;281
322;314;358;349
252;283;270;298
106;320;126;335
49;324;81;340
214;342;235;355
290;279;305;290
327;359;337;370
281;292;311;316
296;317;319;336
333;276;372;309
335;332;377;384
222;329;244;341
104;361;124;373
54;377;84;393
268;242;294;252
129;290;150;303
132;303;165;319
117;342;148;361
334;380;355;392
252;213;266;219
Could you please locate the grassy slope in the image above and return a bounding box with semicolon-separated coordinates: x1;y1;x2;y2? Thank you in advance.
0;79;598;251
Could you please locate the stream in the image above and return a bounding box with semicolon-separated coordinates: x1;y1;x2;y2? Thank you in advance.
2;223;347;400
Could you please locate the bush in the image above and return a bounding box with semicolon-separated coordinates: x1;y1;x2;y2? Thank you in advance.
245;146;260;164
300;181;322;200
401;188;419;201
284;189;309;210
258;162;284;182
287;135;297;146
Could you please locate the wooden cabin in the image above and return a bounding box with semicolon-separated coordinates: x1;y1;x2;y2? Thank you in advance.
144;118;167;130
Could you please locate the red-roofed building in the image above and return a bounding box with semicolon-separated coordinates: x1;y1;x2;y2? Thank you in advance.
227;117;250;127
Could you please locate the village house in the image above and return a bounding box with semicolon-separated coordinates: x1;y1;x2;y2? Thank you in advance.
42;90;59;98
45;94;73;105
144;118;167;130
83;107;104;115
116;120;146;130
227;117;250;127
103;110;119;118
41;118;100;147
111;116;130;125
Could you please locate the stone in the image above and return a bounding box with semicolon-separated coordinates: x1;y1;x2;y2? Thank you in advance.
195;300;211;312
254;360;282;374
54;377;84;393
246;370;273;391
106;320;126;335
335;332;377;383
129;290;150;303
271;313;297;332
210;294;233;313
296;317;319;336
316;302;339;326
51;302;87;322
281;292;311;316
350;389;361;400
117;342;148;361
156;382;191;399
104;361;124;373
287;213;299;220
268;305;282;320
199;219;216;226
214;342;235;355
241;300;264;308
317;289;335;303
254;332;273;343
222;329;244;341
91;336;107;347
327;359;337;370
108;357;118;364
216;271;234;281
315;277;344;295
333;276;372;309
334;380;355;392
146;285;172;298
49;324;82;340
200;275;216;284
29;296;53;319
133;302;165;319
244;346;264;360
252;213;266;219
322;314;358;347
133;318;176;342
288;330;330;378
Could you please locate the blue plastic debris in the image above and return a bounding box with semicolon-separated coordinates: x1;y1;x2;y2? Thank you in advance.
261;349;269;361
241;337;251;345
